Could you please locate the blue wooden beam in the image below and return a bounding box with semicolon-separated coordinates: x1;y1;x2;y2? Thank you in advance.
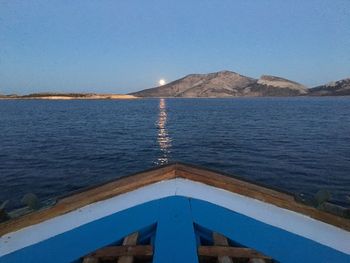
153;197;198;263
1;200;159;263
190;198;350;263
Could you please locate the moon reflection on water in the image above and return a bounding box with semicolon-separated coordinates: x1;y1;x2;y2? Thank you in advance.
155;98;172;165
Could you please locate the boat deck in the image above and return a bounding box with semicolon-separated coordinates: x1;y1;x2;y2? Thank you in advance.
0;163;349;263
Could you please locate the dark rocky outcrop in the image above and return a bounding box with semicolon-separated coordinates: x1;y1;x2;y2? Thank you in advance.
309;78;350;96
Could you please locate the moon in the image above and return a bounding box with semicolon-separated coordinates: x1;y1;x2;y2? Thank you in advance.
159;79;166;86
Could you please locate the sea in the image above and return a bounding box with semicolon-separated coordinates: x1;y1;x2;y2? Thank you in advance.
1;97;350;210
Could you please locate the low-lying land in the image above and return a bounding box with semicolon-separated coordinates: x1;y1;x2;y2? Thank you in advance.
1;71;349;99
0;93;137;100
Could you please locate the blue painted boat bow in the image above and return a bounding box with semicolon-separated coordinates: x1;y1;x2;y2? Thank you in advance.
0;163;349;263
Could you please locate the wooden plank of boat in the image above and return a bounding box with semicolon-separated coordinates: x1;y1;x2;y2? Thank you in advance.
0;164;176;236
212;232;233;263
86;243;269;262
82;232;153;262
89;245;153;258
175;163;350;231
198;246;270;259
248;259;267;263
87;243;268;261
82;256;99;263
197;232;269;262
0;163;349;263
118;232;139;263
1;163;349;236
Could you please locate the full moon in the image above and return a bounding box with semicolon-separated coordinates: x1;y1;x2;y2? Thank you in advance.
159;79;166;86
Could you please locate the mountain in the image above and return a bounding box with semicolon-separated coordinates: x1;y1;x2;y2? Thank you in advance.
309;78;350;96
130;70;308;97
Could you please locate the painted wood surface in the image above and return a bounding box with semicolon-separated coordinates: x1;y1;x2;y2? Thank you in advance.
2;178;350;259
1;163;349;237
0;200;159;263
0;165;176;236
175;163;350;231
1;163;349;263
0;197;349;263
153;196;198;263
191;198;350;263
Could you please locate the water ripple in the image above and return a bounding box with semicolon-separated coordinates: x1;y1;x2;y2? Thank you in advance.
0;98;350;209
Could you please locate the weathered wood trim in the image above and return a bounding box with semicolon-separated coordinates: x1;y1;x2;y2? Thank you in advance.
88;245;153;259
82;256;99;263
118;232;139;263
174;163;350;231
212;232;233;263
0;165;176;236
0;162;349;236
198;246;271;259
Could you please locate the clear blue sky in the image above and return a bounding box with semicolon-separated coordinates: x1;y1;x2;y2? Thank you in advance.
1;0;349;94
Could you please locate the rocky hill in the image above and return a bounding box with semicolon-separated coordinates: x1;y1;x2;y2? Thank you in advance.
309;78;350;96
131;71;308;97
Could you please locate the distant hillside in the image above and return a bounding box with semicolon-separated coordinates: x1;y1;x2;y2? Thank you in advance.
0;93;137;100
130;71;308;97
309;78;350;96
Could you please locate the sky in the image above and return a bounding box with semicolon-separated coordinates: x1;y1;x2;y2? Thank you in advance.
0;0;350;94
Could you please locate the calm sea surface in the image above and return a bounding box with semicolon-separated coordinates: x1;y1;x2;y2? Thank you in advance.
1;97;350;209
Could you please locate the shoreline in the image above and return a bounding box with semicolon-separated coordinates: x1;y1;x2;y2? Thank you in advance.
0;94;138;100
1;95;349;100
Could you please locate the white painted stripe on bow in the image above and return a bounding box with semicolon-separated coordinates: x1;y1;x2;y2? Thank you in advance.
1;178;349;256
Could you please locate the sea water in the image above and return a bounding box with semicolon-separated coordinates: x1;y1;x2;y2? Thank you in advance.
0;97;349;209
